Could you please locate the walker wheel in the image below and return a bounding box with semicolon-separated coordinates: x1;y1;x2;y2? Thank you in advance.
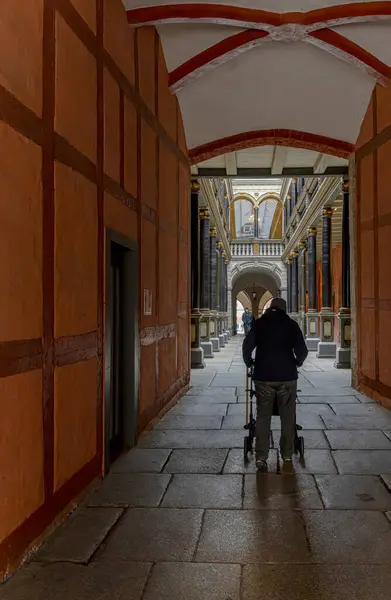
299;436;305;458
244;436;250;461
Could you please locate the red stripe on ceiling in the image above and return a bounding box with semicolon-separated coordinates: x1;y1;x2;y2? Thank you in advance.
189;130;354;164
126;2;391;28
169;29;269;89
309;29;391;81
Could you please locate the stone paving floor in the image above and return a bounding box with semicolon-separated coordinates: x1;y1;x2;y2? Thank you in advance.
2;337;391;599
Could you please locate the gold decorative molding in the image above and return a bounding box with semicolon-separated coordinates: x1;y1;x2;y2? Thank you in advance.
199;208;210;219
322;206;334;218
210;227;217;236
342;180;349;193
216;241;223;249
191;180;200;193
299;240;307;250
307;226;317;236
291;250;299;258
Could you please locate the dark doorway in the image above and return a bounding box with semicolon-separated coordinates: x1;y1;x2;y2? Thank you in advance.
104;231;139;473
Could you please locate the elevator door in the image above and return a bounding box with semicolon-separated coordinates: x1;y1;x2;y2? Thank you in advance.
109;242;125;462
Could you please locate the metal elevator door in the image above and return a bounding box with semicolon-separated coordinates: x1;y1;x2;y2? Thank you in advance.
109;242;125;462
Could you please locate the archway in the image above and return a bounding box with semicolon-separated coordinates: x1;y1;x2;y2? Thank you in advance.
230;264;283;334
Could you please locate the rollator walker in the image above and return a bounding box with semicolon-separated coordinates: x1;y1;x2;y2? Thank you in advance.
243;366;304;461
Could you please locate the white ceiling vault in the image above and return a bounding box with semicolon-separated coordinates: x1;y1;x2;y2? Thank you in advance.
124;1;391;168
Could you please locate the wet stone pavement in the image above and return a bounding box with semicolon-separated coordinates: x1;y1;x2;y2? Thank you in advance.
2;337;391;599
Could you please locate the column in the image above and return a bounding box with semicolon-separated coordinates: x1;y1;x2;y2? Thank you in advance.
209;227;220;352
286;259;292;313
224;257;230;341
199;209;213;358
220;250;228;345
253;206;259;238
216;242;225;348
317;206;337;358
290;250;299;321
299;240;307;335
291;178;298;209
306;226;320;350
335;180;351;368
190;180;205;368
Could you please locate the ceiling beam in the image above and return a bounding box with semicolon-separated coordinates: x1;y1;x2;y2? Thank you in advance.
313;153;329;174
196;166;348;178
271;146;288;175
225;152;237;176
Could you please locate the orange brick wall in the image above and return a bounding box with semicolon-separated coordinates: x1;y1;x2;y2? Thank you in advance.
0;0;190;577
354;80;391;409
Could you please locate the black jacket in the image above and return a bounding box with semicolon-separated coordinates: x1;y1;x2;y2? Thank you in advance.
242;307;308;382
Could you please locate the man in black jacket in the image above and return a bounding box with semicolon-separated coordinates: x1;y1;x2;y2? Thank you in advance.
242;297;308;469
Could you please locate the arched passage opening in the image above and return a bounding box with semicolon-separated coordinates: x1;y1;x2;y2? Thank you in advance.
231;264;282;334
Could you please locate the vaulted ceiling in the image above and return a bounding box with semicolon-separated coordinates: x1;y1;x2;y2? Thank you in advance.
124;1;391;165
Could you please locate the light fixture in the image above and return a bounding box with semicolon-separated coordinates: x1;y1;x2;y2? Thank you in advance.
252;282;256;300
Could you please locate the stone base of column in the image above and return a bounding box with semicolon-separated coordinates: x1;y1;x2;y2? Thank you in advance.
334;309;351;368
191;346;205;369
317;309;336;359
223;333;228;344
334;347;351;369
317;341;337;358
218;334;225;348
306;312;320;351
226;330;231;340
211;337;220;352
289;312;300;325
201;341;214;358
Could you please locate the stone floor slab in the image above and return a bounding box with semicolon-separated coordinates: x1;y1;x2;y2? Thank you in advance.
162;474;243;509
0;561;152;600
111;449;171;473
275;429;329;449
381;473;391;491
325;430;391;449
181;395;237;404
187;387;236;396
99;508;203;562
272;414;325;429
169;404;228;416
196;510;311;563
222;415;249;429
33;507;123;563
143;563;241;600
223;449;278;474
323;415;391;430
304;510;391;563
298;394;359;403
280;450;338;474
155;415;223;430
315;474;391;509
242;564;391;600
88;474;171;508
332;450;391;474
163;449;228;474
138;429;244;449
243;474;323;509
330;403;391;416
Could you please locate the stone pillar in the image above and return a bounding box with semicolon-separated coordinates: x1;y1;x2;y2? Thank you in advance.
199;209;213;358
254;206;259;238
335;180;351;368
216;242;225;348
287;193;292;223
224;257;230;341
318;206;337;358
209;227;220;352
220;250;228;345
291;178;298;209
291;250;299;319
190;180;205;368
306;226;320;350
299;240;307;335
286;258;292;313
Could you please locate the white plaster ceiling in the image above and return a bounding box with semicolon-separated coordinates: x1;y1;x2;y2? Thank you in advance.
124;1;391;161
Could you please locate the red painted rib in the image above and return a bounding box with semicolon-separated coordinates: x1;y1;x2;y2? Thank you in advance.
169;29;269;89
127;2;391;28
309;29;391;80
189;130;354;164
